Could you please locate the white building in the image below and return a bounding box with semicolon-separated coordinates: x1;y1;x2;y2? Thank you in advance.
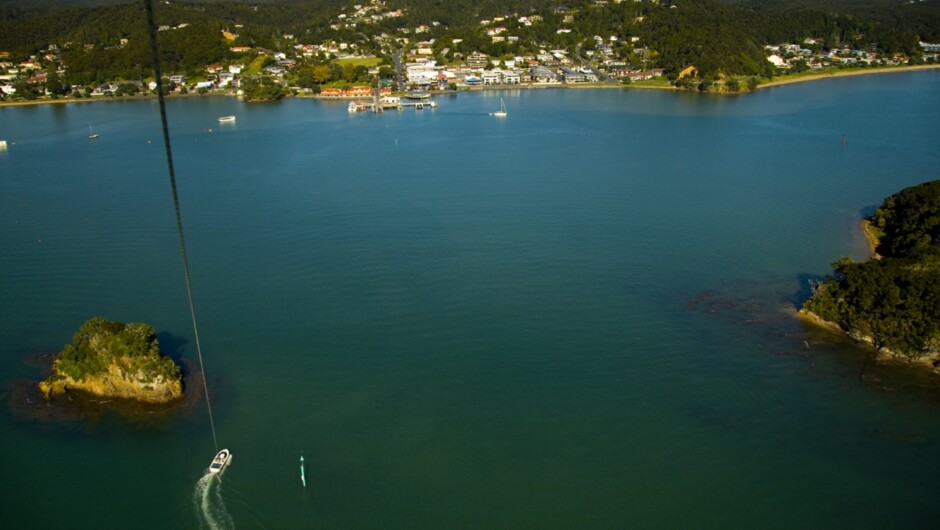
406;61;440;85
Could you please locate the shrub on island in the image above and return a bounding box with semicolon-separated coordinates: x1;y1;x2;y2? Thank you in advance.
40;317;183;403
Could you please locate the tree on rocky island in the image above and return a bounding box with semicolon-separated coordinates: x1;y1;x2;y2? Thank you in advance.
40;317;184;404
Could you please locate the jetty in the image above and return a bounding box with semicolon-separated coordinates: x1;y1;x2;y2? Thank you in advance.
347;87;438;113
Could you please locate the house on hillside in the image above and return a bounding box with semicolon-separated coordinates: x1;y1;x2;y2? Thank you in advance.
466;52;489;69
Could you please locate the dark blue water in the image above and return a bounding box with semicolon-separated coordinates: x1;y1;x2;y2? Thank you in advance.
2;72;939;529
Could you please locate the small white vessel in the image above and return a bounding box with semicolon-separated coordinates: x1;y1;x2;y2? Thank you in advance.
490;98;507;117
209;449;231;474
348;102;358;112
218;115;236;123
88;125;99;140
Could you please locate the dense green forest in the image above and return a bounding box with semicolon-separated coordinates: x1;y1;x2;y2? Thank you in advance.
803;180;940;361
1;0;938;89
53;317;181;384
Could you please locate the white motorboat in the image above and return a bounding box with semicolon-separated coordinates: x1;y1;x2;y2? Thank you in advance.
209;449;231;474
218;115;236;123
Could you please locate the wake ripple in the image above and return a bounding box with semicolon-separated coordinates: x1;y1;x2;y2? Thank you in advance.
193;460;235;530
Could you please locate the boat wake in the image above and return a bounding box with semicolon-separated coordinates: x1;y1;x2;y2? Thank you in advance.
193;463;235;530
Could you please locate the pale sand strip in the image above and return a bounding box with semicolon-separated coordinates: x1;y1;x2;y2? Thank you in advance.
758;64;940;90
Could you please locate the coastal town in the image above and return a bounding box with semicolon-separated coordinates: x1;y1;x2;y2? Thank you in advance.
1;0;939;102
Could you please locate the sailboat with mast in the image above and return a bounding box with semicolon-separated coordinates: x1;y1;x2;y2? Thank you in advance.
88;125;99;140
490;97;507;117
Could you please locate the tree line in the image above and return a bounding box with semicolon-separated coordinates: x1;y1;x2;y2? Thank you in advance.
803;180;940;359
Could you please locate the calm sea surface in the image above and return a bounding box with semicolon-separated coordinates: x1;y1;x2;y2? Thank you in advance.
2;71;940;529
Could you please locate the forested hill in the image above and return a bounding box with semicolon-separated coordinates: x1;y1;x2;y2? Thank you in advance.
1;0;938;85
803;180;940;364
738;0;940;55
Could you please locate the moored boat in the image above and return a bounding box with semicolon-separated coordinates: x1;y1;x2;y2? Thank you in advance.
218;115;236;123
490;98;507;117
209;449;231;474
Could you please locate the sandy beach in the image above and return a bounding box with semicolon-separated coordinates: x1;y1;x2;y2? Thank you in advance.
757;64;940;89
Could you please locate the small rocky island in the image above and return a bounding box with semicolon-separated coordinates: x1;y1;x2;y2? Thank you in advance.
801;180;940;370
39;317;183;403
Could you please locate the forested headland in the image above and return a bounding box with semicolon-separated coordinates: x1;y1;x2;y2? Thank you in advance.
802;180;940;368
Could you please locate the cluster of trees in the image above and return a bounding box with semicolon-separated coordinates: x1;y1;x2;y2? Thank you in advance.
803;180;940;359
239;75;286;100
54;317;181;384
294;61;382;89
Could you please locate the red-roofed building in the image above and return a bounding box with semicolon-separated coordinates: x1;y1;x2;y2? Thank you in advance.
345;86;372;96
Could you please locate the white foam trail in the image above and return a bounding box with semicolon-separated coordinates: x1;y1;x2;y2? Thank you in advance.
192;461;235;530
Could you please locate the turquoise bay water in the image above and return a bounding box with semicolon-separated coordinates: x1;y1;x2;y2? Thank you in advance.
2;72;940;528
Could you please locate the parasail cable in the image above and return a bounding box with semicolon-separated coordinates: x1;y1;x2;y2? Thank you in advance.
144;0;219;452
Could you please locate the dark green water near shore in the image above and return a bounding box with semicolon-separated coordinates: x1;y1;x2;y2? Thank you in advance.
2;72;940;529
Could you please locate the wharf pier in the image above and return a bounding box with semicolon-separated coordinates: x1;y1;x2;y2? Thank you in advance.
348;99;437;113
347;88;438;113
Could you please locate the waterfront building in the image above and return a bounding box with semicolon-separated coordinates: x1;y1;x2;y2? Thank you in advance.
530;66;561;83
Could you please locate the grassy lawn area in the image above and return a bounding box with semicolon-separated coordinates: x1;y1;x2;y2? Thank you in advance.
335;57;382;68
630;77;672;88
243;55;269;76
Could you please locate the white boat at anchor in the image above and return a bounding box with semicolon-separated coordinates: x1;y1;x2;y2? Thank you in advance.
218;115;236;123
209;449;231;474
490;98;507;117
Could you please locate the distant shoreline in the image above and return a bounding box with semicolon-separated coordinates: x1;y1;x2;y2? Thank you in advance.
757;64;940;90
1;64;937;108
